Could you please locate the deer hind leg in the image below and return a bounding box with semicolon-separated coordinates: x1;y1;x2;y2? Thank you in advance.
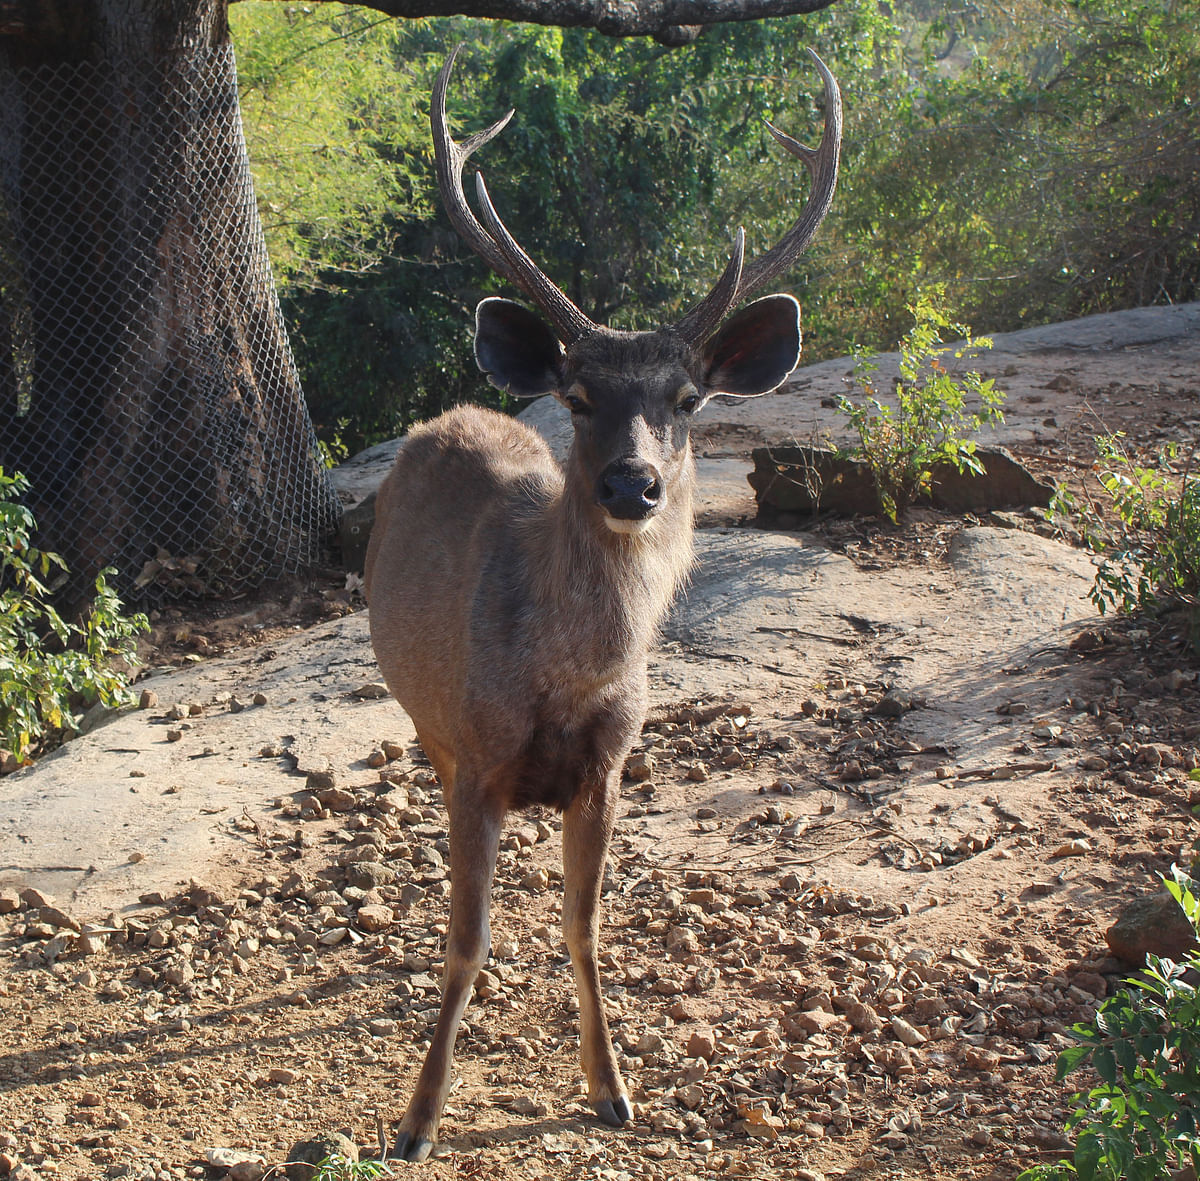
394;781;504;1162
562;775;632;1127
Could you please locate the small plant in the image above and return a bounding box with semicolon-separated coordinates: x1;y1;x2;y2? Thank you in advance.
837;289;1005;522
1019;866;1200;1181
317;417;353;470
1052;434;1200;652
0;468;148;764
306;1153;392;1180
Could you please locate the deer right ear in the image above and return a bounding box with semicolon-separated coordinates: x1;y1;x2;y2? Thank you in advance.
474;298;567;398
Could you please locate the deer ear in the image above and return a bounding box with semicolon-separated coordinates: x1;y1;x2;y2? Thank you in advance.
474;298;566;398
701;294;802;397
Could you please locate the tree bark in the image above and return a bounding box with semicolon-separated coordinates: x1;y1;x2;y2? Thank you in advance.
0;0;340;602
0;0;836;601
1;0;839;47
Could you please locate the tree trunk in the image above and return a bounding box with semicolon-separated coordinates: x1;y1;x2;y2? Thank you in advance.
0;0;340;603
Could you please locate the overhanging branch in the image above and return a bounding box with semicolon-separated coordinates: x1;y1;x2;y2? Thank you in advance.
246;0;840;44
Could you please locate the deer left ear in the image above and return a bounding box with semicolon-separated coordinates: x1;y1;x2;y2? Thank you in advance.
701;294;802;397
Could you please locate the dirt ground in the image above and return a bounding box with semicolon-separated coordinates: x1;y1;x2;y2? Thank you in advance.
1;305;1199;1181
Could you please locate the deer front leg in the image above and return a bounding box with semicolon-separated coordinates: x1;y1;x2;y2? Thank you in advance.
394;787;504;1162
562;777;632;1128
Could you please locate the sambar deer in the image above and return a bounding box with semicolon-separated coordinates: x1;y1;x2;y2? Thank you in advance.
365;45;841;1161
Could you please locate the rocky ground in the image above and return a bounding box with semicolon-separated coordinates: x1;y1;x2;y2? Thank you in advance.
1;305;1199;1181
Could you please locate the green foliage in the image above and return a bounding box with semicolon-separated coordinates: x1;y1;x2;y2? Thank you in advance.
228;0;1200;454
1052;436;1200;650
307;1154;392;1180
0;470;147;764
1019;867;1200;1181
836;291;1005;521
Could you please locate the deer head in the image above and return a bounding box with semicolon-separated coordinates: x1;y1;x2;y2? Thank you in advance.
432;45;842;533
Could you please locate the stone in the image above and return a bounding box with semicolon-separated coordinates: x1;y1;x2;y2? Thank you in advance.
284;1134;359;1181
750;444;1054;517
0;887;22;914
317;787;356;813
345;862;398;890
1106;892;1198;963
356;904;394;933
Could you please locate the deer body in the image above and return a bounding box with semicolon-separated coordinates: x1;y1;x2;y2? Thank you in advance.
365;47;840;1162
368;397;694;816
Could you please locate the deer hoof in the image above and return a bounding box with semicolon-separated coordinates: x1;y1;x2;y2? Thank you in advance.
592;1095;633;1127
394;1130;436;1162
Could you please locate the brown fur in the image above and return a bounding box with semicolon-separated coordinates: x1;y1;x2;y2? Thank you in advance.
365;396;695;1159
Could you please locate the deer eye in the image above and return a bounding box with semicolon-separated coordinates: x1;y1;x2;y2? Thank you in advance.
675;392;702;415
562;391;591;415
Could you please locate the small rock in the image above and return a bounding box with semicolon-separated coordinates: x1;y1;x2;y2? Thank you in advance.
161;957;195;987
352;682;390;700
1106;891;1198;962
625;751;655;782
284;1134;358;1181
318;787;357;813
166;728;183;742
356;904;394;933
345;863;398;890
305;769;337;792
521;867;550;892
253;692;268;706
0;887;21;914
840;999;882;1033
39;906;81;933
1051;838;1092;858
366;749;387;769
889;1016;926;1046
787;1009;847;1038
138;688;159;709
873;689;913;718
268;1068;298;1085
963;1046;1002;1072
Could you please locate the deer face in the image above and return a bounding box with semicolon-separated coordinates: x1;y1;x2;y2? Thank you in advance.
474;294;802;533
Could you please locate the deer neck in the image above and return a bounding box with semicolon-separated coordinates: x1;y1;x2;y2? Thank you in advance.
524;445;695;681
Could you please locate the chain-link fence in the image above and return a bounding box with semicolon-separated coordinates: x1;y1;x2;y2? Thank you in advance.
0;43;341;605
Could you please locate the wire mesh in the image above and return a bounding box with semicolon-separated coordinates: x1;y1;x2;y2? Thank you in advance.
0;43;341;605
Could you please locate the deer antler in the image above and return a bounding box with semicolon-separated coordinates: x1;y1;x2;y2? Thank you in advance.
673;49;842;346
432;46;598;345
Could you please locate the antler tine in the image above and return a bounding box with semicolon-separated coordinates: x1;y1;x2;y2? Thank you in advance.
432;48;516;282
674;48;842;346
474;175;598;344
432;46;597;345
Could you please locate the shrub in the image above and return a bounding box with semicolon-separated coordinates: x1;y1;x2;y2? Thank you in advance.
0;469;148;764
836;290;1006;522
1053;436;1200;651
1019;867;1200;1181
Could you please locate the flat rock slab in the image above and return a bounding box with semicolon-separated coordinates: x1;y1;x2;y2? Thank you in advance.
0;526;1097;919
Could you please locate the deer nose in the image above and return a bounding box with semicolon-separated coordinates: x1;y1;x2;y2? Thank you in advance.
596;459;663;520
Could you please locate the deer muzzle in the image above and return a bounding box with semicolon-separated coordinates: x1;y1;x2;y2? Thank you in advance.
596;459;663;532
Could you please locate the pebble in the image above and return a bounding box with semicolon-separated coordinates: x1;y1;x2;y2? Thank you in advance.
686;1028;718;1060
352;682;390;699
356;904;394;933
